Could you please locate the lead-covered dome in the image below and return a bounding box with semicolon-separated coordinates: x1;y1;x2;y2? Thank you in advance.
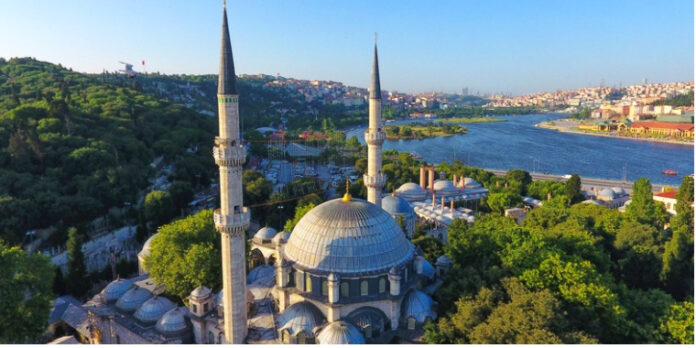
316;321;365;344
156;307;192;336
284;198;414;276
134;296;176;324
253;227;277;244
115;287;153;313
102;277;134;302
382;195;414;215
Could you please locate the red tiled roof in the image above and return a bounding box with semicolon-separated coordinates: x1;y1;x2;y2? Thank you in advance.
654;190;678;199
630;121;694;131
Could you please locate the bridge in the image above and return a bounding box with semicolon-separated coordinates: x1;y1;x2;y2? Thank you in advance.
484;169;669;194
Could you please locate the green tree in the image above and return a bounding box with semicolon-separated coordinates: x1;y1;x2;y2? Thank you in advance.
659;301;694;344
412;235;444;264
143;190;176;228
146;209;221;300
168;181;194;215
52;267;66;296
0;242;55;343
487;192;522;214
565;174;583;203
660;225;694;299
671;175;694;231
284;203;316;232
625;178;668;226
505;169;532;195
65;227;89;298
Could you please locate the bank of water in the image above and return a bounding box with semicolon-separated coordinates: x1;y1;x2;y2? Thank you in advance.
346;114;694;186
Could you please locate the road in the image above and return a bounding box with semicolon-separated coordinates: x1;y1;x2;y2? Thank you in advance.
485;169;668;194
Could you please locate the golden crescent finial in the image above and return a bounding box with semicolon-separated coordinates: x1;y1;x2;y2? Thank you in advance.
342;178;352;202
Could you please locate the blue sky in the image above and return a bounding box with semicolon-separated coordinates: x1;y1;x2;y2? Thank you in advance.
0;0;693;95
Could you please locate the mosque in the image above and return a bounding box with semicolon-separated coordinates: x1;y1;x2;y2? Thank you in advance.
46;2;472;344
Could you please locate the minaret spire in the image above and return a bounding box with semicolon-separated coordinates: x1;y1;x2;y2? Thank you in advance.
213;1;249;344
364;37;386;207
218;1;237;95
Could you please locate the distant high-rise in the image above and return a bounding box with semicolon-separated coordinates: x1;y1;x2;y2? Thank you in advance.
213;1;250;344
364;41;386;207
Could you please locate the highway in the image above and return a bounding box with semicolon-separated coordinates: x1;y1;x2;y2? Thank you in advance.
484;169;669;194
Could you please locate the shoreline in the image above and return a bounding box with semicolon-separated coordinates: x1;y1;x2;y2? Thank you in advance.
536;121;694;146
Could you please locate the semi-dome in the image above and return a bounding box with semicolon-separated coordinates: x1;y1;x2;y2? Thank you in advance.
598;188;617;199
253;226;277;244
382;195;414;215
134;296;176;324
278;301;326;336
156;307;192;336
102;277;134;302
611;187;627;196
421;260;435;280
284;198;414;276
272;231;290;245
395;183;427;201
346;306;389;332
433;180;459;196
116;286;153;313
402;290;436;324
316;321;365;344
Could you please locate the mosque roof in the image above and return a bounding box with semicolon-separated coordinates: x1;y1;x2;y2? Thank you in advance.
253;226;277;243
401;290;437;324
382;195;414;215
134;296;176;324
316;321;365;344
284;198;414;276
278;302;326;336
156;307;192;336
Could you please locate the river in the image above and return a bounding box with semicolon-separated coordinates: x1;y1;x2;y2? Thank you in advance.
346;113;694;186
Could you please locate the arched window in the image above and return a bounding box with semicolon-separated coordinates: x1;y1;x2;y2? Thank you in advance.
378;278;386;293
192;304;198;314
360;280;368;296
341;281;349;297
305;275;312;293
297;331;306;344
321;280;328;296
407;317;416;330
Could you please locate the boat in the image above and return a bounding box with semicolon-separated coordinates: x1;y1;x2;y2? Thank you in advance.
662;169;678;176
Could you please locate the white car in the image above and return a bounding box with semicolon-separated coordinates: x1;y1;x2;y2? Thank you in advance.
562;174;572;179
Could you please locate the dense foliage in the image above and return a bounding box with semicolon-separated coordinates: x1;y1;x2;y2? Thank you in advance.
0;242;54;343
425;175;694;344
146;209;220;300
0;58;216;246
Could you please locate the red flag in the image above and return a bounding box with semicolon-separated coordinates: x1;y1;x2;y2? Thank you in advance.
142;60;145;66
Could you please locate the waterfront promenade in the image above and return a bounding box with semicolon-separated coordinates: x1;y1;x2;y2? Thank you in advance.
485;168;669;194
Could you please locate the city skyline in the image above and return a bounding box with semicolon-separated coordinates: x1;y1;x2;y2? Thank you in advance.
0;0;693;95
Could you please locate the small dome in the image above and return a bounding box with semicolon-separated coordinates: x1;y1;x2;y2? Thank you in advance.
134;296;176;324
422;260;435;280
433;180;460;196
115;286;153;313
598;188;616;199
382;195;414;215
253;227;277;244
316;321;365;344
285;198;414;276
156;307;192;335
247;265;275;284
402;290;437;324
395;183;427;201
462;177;481;188
272;231;290;245
102;278;134;302
190;286;212;299
278;302;326;336
436;255;452;266
138;234;157;259
611;187;627;196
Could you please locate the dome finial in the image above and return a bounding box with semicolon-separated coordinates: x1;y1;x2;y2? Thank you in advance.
342;179;352;202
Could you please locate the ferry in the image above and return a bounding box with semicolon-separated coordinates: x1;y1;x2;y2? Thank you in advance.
662;169;678;176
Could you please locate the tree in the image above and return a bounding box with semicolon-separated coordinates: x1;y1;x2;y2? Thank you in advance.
146;209;221;300
143;190;176;228
168;181;194;215
565;174;583;203
505;169;532;195
412;235;444;264
487;192;522;214
65;227;90;298
284;203;316;232
671;176;694;231
660;225;694;299
659;301;694;344
52;267;66;296
0;242;55;343
625;178;668;226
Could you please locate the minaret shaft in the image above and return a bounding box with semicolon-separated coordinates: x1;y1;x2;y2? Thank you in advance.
364;44;386;207
214;4;249;344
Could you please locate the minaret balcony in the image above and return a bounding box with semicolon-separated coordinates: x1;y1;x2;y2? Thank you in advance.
364;131;386;145
363;174;387;188
213;145;247;166
214;208;250;234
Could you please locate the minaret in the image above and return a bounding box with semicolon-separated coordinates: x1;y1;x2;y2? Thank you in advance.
364;39;386;207
212;2;250;344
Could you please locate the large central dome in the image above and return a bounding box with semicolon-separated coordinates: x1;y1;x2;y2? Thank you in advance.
284;198;414;276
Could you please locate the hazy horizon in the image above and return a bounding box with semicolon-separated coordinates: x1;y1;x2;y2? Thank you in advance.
1;0;693;96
